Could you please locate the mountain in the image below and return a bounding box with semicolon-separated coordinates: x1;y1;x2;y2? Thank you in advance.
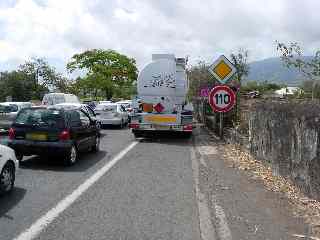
245;57;313;86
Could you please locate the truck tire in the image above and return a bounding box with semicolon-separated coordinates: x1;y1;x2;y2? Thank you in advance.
133;131;142;138
183;132;192;138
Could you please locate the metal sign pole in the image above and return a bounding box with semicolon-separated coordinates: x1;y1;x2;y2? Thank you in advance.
219;112;223;139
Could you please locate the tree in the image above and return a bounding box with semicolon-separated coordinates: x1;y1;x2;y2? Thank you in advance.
230;49;250;86
67;49;138;99
0;71;43;101
229;49;250;122
276;41;320;99
19;58;55;87
18;58;69;98
188;61;214;99
241;81;282;94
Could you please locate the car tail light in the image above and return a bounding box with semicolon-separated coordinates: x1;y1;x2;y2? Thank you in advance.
129;123;139;129
59;130;70;141
8;128;15;140
183;124;193;132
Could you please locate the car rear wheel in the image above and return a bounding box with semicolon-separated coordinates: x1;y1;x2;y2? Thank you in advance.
64;145;78;166
15;152;23;161
0;162;15;195
91;135;100;153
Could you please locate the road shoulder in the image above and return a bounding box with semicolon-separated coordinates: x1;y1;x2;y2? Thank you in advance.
193;127;311;239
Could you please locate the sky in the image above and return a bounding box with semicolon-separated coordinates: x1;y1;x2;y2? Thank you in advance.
0;0;319;74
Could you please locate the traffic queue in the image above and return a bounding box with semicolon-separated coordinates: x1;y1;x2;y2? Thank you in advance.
0;92;133;195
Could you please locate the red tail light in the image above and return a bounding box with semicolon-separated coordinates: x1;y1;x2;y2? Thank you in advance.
59;130;71;141
129;123;139;129
8;128;15;140
183;124;193;132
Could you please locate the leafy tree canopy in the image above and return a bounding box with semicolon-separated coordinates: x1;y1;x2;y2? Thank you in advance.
67;49;138;99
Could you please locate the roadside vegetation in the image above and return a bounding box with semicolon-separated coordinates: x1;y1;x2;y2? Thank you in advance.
188;43;320;103
0;49;138;102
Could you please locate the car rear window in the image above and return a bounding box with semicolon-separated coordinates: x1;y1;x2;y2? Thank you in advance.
95;104;117;112
15;108;65;128
65;95;80;103
0;104;18;113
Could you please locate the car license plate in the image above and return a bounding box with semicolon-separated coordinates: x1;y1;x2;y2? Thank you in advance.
143;115;177;124
140;124;151;129
26;133;47;141
154;125;170;130
171;125;181;130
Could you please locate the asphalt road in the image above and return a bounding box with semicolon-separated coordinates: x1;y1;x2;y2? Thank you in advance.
0;127;311;240
0;128;200;240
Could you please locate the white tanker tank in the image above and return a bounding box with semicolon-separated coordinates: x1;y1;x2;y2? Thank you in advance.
129;54;193;137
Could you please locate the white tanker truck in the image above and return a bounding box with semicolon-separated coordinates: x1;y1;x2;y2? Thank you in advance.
129;54;193;137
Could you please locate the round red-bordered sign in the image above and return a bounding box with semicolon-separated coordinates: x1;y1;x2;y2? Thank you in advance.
208;85;236;113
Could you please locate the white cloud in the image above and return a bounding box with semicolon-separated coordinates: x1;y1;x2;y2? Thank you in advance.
0;0;319;73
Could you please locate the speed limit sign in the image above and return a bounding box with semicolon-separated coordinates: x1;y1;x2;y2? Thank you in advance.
208;85;236;113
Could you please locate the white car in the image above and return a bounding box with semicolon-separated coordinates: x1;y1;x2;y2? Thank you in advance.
99;101;113;104
0;144;18;195
95;103;128;128
42;93;80;106
116;100;133;122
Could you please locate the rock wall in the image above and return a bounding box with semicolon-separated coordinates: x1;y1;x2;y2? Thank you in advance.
249;101;320;199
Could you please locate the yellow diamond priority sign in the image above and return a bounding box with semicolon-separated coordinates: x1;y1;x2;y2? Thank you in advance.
208;55;236;84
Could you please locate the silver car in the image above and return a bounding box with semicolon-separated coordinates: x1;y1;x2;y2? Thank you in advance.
95;103;128;128
116;100;133;122
0;102;32;131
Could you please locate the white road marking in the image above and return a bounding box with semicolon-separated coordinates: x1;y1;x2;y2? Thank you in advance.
13;141;139;240
199;155;208;167
191;148;216;240
193;144;232;240
213;200;232;240
292;234;320;240
197;140;218;155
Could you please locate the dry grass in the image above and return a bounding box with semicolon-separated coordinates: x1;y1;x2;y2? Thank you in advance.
222;144;320;237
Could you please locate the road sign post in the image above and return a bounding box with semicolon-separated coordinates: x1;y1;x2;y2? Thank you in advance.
219;112;223;138
208;85;236;138
207;55;237;138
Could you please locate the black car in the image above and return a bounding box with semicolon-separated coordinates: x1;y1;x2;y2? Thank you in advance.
8;107;100;166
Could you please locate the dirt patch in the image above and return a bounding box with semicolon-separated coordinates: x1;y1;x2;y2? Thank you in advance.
222;143;320;237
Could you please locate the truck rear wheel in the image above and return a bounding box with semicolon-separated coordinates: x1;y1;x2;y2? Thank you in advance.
183;132;192;138
133;131;143;138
